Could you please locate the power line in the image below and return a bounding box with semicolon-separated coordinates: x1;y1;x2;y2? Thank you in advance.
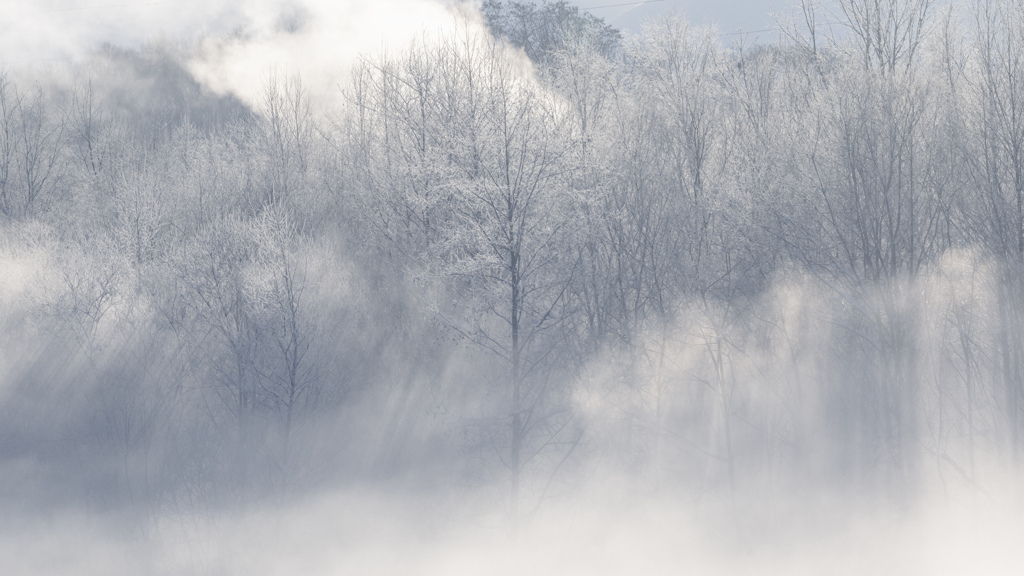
576;0;840;39
720;27;777;37
719;18;844;37
580;0;668;10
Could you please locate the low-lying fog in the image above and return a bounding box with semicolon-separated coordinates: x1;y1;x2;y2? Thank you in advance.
3;0;1024;573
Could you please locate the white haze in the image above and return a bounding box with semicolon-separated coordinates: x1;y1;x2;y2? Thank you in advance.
4;1;1024;575
187;0;489;105
1;0;485;105
0;0;244;62
2;479;1024;575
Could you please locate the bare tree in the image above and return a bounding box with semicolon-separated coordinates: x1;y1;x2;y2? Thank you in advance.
0;74;66;219
835;0;933;74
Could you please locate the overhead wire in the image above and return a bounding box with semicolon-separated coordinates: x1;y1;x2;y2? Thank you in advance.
576;0;835;38
580;0;668;10
575;0;847;38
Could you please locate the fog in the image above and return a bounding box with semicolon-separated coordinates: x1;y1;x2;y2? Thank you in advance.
4;0;1024;574
3;0;481;104
4;480;1024;575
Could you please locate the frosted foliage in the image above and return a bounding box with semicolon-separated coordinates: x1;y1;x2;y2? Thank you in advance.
3;1;1024;574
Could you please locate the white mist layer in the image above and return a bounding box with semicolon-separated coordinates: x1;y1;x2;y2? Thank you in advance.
187;0;488;106
0;0;244;63
1;0;487;106
3;479;1024;576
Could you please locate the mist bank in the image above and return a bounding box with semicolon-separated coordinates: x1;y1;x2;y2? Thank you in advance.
3;480;1023;575
3;0;1024;572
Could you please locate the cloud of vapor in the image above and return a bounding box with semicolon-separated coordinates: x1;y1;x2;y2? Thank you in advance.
0;224;60;403
1;0;488;106
188;0;488;106
4;478;1024;576
0;0;244;63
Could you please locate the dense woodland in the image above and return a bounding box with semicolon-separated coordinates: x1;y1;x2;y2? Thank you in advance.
2;0;1024;536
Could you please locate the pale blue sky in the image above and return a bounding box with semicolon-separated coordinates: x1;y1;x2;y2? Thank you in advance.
572;0;795;41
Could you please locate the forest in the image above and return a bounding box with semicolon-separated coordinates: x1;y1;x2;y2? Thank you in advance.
2;0;1024;573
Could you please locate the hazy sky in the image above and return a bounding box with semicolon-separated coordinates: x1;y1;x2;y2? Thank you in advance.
0;0;796;102
0;0;789;65
575;0;780;37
